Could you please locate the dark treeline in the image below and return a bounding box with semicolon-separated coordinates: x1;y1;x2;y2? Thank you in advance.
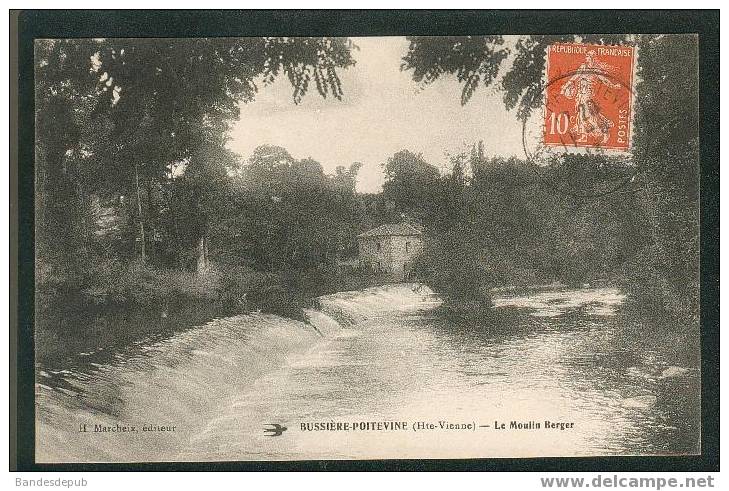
35;37;363;326
386;148;646;316
35;34;698;350
400;34;699;326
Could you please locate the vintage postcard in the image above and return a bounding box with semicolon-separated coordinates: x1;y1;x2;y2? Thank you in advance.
31;31;702;464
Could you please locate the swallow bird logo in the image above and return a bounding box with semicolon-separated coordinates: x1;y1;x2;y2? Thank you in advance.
263;423;288;437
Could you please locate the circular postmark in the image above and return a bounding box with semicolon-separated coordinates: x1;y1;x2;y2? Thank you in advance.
521;49;640;199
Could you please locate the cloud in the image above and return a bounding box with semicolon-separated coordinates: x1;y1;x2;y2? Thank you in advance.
228;36;523;193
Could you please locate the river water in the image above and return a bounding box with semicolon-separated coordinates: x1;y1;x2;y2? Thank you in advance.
35;284;700;462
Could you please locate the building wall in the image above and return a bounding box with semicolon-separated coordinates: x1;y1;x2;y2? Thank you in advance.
389;235;423;279
358;234;423;281
358;236;388;272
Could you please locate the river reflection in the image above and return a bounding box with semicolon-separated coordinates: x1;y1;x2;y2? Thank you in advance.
36;285;700;462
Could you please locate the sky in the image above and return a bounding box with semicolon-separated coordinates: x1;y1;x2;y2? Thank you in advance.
228;36;523;193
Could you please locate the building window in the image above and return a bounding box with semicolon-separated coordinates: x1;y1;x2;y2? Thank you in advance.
405;241;410;253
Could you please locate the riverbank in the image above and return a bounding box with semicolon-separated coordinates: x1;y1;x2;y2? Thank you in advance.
35;260;389;366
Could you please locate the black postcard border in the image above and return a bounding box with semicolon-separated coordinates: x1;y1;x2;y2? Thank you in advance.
11;9;720;472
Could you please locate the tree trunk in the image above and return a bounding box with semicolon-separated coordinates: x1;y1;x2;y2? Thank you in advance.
76;178;89;257
135;162;146;264
196;235;210;274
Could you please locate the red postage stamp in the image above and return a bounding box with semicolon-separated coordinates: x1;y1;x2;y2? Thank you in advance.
544;43;636;151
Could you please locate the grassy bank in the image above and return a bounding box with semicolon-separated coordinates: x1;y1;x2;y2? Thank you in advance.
35;259;385;366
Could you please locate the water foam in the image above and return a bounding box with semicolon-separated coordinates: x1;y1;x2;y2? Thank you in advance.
36;283;436;463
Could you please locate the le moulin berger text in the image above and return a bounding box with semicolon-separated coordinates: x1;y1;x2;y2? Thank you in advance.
300;420;575;432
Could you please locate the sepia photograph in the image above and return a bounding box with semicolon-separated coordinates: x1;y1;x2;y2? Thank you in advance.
14;10;716;470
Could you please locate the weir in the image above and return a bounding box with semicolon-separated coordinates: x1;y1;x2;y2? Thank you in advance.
314;283;440;326
35;283;438;463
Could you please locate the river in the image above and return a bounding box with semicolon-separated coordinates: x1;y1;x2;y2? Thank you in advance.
35;284;700;462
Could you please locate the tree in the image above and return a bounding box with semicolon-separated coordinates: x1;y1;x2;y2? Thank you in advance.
223;145;364;280
402;36;509;106
624;35;699;319
403;35;628;117
35;40;106;280
35;37;357;281
381;150;441;219
163;142;239;272
402;35;699;320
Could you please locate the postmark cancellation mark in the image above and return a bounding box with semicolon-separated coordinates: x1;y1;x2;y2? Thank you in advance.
544;43;636;151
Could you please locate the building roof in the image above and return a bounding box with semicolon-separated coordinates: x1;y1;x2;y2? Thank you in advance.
357;223;423;238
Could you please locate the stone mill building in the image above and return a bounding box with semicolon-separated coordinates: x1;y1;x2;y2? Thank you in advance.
357;223;423;281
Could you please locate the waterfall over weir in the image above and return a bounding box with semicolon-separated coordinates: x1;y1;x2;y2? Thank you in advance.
35;284;438;463
311;283;439;327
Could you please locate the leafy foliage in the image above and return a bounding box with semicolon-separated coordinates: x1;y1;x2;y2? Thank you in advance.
403;34;629;118
401;35;699;322
402;151;642;308
35;37;356;277
402;36;508;105
215;145;364;275
381;149;441;220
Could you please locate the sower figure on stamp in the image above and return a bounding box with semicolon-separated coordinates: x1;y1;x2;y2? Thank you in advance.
560;50;622;144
